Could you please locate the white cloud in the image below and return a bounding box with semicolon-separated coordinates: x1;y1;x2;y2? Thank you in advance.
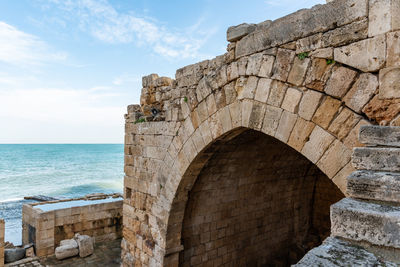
112;74;141;86
0;87;125;143
47;0;217;60
0;22;67;66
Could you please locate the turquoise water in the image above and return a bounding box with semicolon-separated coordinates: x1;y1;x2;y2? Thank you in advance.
0;144;124;245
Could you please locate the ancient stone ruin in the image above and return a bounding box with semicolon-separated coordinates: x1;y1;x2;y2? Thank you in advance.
122;0;400;265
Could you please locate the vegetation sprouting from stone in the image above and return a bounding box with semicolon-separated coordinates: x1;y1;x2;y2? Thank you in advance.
297;52;309;60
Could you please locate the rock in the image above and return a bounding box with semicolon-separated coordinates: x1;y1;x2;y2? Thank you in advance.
387;31;400;67
352;147;400;172
271;48;295;81
362;95;400;124
226;23;256;42
4;248;25;263
359;125;400;147
312;96;341;129
324;66;357;98
295;237;397;266
25;246;35;257
343;73;378;113
304;58;335;91
334;35;386;72
321;19;368;47
75;234;94;258
379;67;400;99
368;0;400;37
55;239;79;260
24;195;59;201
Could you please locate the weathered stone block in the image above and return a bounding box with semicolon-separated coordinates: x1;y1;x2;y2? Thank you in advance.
348;170;400;202
55;239;79;260
334;35;386;72
238;76;258;99
227;23;256;42
271;49;295;81
246;53;263;76
321;19;368;47
75;234;94;258
379;67;400;99
362;95;400;124
295;237;397;267
343;73;378;113
312;96;341;129
281;87;302;113
317;140;352;178
296;33;322;53
328;107;361;140
309;48;333;59
324;66;357;98
387;31;400;67
359;125;400;147
304;58;334;91
331;198;400;248
262;105;283;136
368;0;400;37
266;80;288;107
235;0;368;57
275;110;297;142
287;57;310;86
288;118;315;151
301;126;335;163
298;90;323;120
254;78;272;103
258;55;275;78
353;147;400;171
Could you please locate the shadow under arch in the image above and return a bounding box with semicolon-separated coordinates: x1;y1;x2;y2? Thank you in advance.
164;127;345;266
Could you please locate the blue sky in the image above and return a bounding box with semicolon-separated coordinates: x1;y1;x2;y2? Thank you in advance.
0;0;323;143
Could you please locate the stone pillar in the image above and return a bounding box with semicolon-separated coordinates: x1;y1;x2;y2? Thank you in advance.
0;219;4;267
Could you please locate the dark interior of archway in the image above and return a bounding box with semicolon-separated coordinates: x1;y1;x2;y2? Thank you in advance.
179;129;344;267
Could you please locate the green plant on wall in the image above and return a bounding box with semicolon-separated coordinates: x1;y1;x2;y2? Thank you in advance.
134;118;146;124
183;96;188;102
297;52;309;60
326;59;335;65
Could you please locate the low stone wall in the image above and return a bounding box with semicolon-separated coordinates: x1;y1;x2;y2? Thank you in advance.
22;196;122;257
0;219;4;267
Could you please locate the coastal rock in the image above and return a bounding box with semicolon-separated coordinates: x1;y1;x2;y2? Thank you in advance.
5;248;26;263
74;234;94;258
55;239;79;260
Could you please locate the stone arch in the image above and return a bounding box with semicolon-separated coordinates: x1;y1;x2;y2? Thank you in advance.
160;94;353;266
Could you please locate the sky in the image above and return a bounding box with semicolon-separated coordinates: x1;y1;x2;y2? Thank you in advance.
0;0;324;143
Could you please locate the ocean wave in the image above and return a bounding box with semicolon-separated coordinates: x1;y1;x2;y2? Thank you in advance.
0;197;24;203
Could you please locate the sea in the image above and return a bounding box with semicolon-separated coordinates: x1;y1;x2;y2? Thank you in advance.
0;144;124;245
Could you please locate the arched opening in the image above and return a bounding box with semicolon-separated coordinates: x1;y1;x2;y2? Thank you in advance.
178;129;344;266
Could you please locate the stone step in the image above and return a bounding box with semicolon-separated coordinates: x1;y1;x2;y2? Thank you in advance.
352;147;400;172
294;237;397;267
359;125;400;147
331;198;400;248
347;170;400;203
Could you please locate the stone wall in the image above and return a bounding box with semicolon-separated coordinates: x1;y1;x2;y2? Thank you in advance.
0;219;4;267
179;130;343;266
22;196;122;257
122;0;400;265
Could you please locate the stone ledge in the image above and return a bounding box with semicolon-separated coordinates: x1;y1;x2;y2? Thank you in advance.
352;147;400;172
331;198;400;248
294;237;397;266
348;170;400;202
359;125;400;147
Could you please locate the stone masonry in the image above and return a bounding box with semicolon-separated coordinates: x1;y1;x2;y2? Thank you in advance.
122;0;400;265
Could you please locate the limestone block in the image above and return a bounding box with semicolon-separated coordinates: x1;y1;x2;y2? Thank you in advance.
228;102;242;129
199;120;213;145
241;100;253;128
331;198;400;248
254;78;272;103
258;55;275;78
296;33;322;53
227;62;239;82
298;90;323;120
196;78;212;102
287;57;310;86
235;0;368;57
317;140;352;178
246;53;263;76
238;76;258;99
295;237;397;267
368;0;400;37
223;82;236;105
275;110;297;142
55;239;79;260
205;94;217;116
266;80;288;107
379;67;400;99
271;49;295;82
281;87;302;113
304;58;335;91
328;107;361;140
387;31;400;67
196;101;208;123
309;48;333;59
287;118;315;151
321;19;368;47
334;35;386;72
142;74;159;87
226;23;256;42
362;95;400;124
343;73;378;113
359;125;400;147
332;162;355;195
324;66;357;98
248;102;266;130
219;107;233;133
312;96;341;129
261;105;283;136
75;234;94;258
348;170;400;202
352;147;400;171
4;248;25;263
301;126;335;163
